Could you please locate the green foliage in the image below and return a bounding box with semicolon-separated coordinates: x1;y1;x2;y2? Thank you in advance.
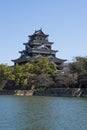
1;57;87;89
12;63;35;85
69;57;87;88
0;64;12;81
36;87;46;92
69;57;87;74
0;59;57;88
35;58;57;76
12;64;23;85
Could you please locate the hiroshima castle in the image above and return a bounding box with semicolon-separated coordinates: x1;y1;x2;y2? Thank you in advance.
12;29;66;69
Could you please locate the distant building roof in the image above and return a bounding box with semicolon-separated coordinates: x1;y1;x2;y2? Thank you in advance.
29;29;49;37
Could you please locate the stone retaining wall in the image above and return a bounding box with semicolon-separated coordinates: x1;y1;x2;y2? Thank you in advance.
0;90;34;96
34;88;83;97
0;88;87;97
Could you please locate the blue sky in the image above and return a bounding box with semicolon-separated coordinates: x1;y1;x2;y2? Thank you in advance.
0;0;87;65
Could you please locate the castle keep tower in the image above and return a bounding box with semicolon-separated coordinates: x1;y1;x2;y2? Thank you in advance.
12;29;66;69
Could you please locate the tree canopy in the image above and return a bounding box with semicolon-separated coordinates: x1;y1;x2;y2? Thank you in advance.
1;57;87;90
0;59;57;89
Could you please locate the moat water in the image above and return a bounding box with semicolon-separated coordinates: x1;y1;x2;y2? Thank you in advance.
0;96;87;130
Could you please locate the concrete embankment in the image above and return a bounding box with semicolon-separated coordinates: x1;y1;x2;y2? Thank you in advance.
0;88;87;97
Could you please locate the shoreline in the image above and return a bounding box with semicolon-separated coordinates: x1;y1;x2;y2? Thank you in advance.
0;88;87;97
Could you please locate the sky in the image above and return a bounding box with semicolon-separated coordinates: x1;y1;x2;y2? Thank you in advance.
0;0;87;65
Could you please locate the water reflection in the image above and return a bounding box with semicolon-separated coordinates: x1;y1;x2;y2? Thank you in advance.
0;96;87;130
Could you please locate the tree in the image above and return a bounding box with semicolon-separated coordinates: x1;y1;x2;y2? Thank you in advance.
0;59;57;90
34;58;57;77
69;57;87;74
77;72;87;88
0;64;13;90
0;64;12;81
31;73;55;89
12;64;24;85
69;57;87;88
55;73;77;88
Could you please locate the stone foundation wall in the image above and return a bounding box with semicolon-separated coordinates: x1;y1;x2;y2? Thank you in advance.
34;88;83;97
0;88;87;97
0;90;34;96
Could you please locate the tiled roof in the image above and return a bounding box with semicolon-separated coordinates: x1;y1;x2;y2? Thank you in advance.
29;29;48;37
